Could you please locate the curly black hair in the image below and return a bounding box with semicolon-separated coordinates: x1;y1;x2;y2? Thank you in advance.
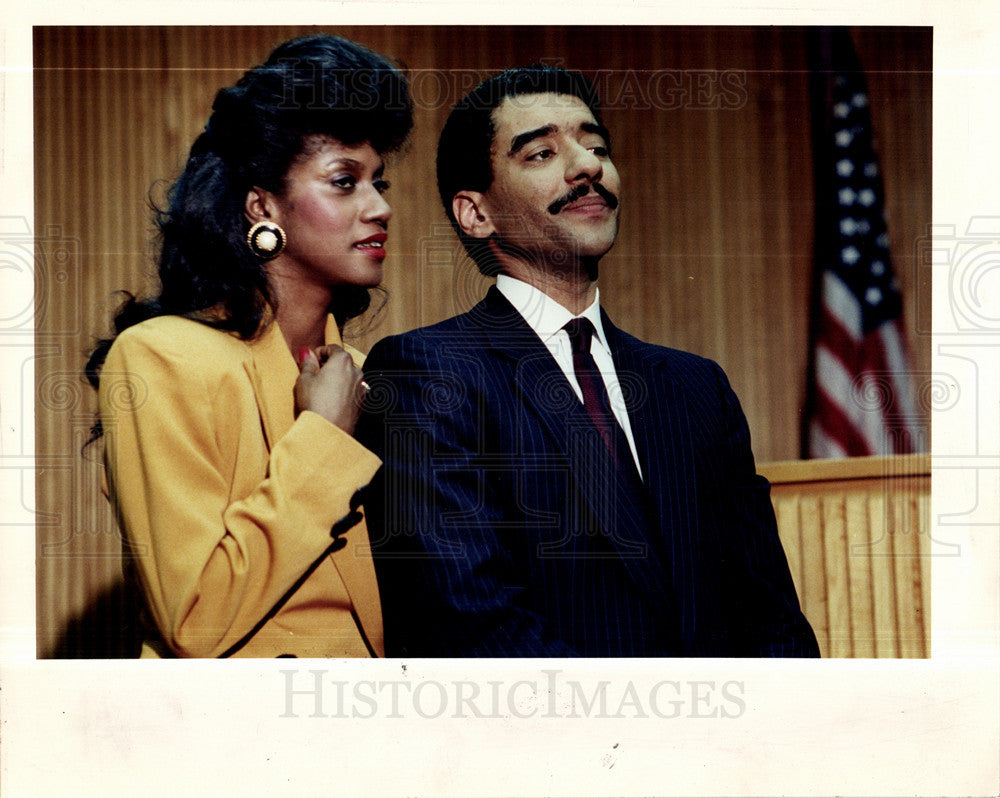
85;34;413;402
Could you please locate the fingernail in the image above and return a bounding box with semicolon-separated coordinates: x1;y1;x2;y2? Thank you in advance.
298;347;312;363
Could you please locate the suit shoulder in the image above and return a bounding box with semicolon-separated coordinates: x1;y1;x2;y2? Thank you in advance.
661;345;725;378
381;310;476;342
615;327;725;377
366;311;482;365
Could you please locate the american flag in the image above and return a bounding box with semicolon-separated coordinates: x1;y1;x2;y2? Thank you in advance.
804;27;923;458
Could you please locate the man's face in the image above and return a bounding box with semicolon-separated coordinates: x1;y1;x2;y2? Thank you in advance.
474;92;621;274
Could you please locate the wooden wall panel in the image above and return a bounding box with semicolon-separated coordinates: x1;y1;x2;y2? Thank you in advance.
33;26;931;657
761;455;931;658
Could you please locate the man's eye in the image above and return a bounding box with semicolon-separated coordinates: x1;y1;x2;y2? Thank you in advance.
526;149;554;162
590;146;610;157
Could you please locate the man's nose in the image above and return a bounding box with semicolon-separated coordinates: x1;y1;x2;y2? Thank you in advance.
565;143;603;183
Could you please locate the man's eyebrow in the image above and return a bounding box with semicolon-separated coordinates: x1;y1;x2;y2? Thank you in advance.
508;124;557;156
581;121;611;145
507;121;612;157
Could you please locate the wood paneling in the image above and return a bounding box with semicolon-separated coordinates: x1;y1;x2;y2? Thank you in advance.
33;26;931;657
760;454;931;658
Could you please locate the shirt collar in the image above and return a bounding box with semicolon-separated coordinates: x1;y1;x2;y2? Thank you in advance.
496;274;608;349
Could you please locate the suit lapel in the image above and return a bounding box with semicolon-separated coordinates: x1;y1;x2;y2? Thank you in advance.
605;316;698;608
472;289;672;604
474;287;602;470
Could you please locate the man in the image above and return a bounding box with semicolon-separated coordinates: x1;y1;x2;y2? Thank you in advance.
357;66;819;657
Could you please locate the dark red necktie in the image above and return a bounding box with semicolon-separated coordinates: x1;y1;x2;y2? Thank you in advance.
564;318;630;467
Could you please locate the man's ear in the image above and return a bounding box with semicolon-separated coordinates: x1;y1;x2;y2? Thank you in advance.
245;187;279;225
452;191;495;240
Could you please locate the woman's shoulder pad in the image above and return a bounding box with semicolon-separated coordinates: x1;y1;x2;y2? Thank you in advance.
112;316;249;359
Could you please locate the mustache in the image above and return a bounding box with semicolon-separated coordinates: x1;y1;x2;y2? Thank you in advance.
547;183;620;215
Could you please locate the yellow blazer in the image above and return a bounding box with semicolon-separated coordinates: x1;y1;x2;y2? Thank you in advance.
99;313;384;657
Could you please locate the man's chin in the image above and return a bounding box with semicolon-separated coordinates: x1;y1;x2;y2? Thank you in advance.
577;228;618;260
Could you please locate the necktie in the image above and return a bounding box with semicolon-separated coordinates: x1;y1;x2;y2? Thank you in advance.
564;318;633;470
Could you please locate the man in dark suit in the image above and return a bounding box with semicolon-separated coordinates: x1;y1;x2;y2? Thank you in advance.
357;65;819;657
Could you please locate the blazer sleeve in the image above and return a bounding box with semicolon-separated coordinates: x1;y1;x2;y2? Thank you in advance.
708;362;820;657
358;334;578;657
100;323;381;657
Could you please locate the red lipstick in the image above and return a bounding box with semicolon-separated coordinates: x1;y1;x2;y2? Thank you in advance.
354;232;388;259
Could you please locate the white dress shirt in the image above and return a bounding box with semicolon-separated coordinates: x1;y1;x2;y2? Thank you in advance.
496;275;643;478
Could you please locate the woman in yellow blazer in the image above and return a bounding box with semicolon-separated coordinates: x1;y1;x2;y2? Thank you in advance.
86;35;413;657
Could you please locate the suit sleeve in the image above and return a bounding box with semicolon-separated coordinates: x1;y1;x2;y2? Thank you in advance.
100;326;381;657
709;363;821;657
357;334;578;656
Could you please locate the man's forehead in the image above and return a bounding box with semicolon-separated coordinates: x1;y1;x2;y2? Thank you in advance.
491;92;596;138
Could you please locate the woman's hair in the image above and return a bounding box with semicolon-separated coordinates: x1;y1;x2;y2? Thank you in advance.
85;34;412;395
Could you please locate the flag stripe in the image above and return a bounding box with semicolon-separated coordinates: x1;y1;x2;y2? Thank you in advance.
814;347;891;454
812;383;877;455
821;270;863;341
808;422;849;459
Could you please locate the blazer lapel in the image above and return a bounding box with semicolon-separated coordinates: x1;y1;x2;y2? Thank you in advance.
246;319;298;451
246;316;384;653
245;314;354;446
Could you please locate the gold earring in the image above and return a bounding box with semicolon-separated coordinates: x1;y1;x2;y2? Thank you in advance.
247;220;286;260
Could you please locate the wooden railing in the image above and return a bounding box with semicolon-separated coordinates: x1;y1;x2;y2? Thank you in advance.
41;453;930;659
758;454;931;658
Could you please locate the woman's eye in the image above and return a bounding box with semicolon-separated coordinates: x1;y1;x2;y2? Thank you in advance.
331;175;357;190
590;146;609;157
374;178;391;195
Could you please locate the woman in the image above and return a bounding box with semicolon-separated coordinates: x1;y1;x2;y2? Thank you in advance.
86;35;412;657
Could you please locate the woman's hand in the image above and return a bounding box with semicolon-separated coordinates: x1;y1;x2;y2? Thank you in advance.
294;345;367;435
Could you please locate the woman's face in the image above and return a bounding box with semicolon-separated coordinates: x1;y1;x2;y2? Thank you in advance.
268;136;392;292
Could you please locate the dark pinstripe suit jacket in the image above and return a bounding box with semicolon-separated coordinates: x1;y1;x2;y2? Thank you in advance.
357;287;819;657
